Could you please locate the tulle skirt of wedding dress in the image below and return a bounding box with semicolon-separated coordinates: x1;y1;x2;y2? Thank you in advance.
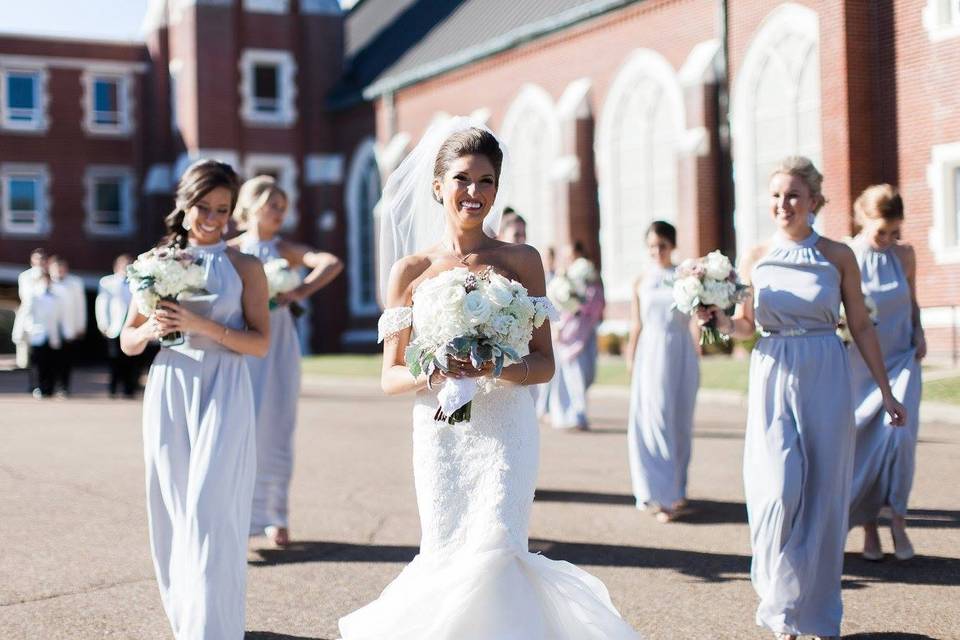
338;384;639;639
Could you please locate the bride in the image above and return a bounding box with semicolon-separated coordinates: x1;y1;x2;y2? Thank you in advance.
338;118;640;639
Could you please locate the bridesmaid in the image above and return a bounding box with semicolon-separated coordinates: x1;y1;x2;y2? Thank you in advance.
625;221;699;522
121;160;270;640
699;156;906;640
847;184;924;561
548;244;604;430
230;175;343;546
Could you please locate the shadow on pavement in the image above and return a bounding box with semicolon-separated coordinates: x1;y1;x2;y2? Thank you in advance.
534;490;748;525
843;552;960;588
842;634;935;639
249;541;418;567
246;633;329;640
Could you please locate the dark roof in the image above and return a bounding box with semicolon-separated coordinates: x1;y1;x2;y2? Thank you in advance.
329;0;639;108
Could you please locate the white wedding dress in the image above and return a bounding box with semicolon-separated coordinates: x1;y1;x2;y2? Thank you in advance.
338;297;640;640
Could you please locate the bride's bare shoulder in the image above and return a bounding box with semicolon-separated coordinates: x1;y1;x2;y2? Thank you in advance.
386;254;433;306
497;243;546;294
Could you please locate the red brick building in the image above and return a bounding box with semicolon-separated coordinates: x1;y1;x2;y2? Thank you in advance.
2;0;959;358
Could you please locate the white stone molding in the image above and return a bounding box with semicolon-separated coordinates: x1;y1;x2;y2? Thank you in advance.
305;154;345;185
927;141;960;264
345;137;382;316
238;49;298;128
730;2;821;258
557;77;593;121
469;107;492;125
679;39;722;88
0;163;51;236
923;0;960;41
80;68;135;137
173;149;241;185
0;63;49;134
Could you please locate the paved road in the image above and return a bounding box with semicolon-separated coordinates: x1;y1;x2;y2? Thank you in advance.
0;369;957;639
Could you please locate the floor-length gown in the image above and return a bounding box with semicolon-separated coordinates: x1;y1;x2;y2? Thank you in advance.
848;237;921;527
339;290;640;640
142;240;256;639
744;230;854;637
627;266;699;509
548;282;603;430
240;237;302;535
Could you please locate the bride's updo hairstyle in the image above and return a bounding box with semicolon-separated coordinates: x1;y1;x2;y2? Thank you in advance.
770;155;828;214
233;175;287;230
161;159;240;249
432;128;504;204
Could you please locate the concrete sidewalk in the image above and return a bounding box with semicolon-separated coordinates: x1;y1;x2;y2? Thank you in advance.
0;370;957;639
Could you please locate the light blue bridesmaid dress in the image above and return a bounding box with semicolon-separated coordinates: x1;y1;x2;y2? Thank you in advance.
240;237;303;536
627;266;699;509
848;237;921;527
142;240;256;639
745;230;854;637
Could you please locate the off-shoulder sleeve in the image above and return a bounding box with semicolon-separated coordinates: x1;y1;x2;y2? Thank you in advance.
378;306;413;342
531;296;560;323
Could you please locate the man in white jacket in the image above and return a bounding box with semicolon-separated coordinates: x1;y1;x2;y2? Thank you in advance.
12;270;65;398
49;256;87;396
13;248;48;370
95;254;138;397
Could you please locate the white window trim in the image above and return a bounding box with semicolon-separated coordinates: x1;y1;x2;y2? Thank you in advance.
243;153;300;230
596;48;686;302
730;2;820;258
83;166;136;237
499;83;562;252
923;0;960;41
345;137;381;317
169;59;183;135
928;141;960;264
173;150;241;187
0;65;49;133
239;49;297;127
81;69;134;137
0;163;52;236
244;0;289;13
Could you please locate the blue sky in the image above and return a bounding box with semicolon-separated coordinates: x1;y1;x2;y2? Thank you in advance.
0;0;355;42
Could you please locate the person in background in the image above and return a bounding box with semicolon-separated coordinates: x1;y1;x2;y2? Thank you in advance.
96;254;138;398
498;207;528;244
13;248;48;371
12;270;65;398
49;256;87;396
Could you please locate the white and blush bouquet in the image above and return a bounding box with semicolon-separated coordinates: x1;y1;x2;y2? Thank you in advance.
546;257;599;314
263;258;304;316
837;292;879;344
405;267;553;424
127;246;206;346
672;250;749;346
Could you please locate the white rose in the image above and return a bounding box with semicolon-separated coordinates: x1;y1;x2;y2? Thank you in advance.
700;279;736;307
438;285;466;310
462;290;493;325
486;273;516;308
703;251;733;281
566;257;597;286
672;276;704;313
491;314;519;338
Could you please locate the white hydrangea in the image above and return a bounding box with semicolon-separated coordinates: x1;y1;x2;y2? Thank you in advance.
672;275;705;314
127;247;206;315
263;258;302;298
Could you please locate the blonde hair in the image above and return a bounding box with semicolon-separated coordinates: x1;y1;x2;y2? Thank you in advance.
854;183;903;228
233;175;287;229
770;155;827;213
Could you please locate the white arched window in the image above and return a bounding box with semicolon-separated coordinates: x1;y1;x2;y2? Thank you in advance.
500;85;561;251
597;49;684;301
732;3;822;256
345;137;381;316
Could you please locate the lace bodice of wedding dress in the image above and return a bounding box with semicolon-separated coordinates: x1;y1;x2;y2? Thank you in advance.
340;284;640;639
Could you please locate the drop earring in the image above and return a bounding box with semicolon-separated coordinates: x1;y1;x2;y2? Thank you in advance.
806;212;816;227
182;218;192;231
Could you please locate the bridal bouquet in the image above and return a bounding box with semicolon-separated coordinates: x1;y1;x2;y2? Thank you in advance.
263;258;304;316
837;292;879;344
405;267;553;424
546;257;599;314
127;246;206;346
672;251;750;346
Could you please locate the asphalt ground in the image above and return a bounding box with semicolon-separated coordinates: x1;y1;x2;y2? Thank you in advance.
0;368;957;639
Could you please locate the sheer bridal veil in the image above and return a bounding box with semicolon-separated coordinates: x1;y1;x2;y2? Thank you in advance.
377;116;513;304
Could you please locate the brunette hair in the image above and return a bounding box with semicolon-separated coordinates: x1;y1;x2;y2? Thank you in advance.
160;159;240;248
432;128;503;202
500;209;526;228
233;175;288;229
770;156;828;213
647;220;677;247
854;184;904;230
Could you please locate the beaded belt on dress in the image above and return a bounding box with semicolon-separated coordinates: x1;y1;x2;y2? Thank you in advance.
758;327;837;338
